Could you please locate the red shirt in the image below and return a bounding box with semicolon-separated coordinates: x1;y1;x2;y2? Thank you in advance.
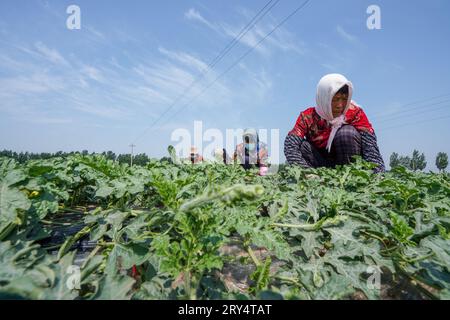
288;102;375;150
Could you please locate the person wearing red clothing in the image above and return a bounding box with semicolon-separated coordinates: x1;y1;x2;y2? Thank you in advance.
284;74;385;172
188;146;203;164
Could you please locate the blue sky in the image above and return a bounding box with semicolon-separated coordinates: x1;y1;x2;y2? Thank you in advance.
0;0;449;170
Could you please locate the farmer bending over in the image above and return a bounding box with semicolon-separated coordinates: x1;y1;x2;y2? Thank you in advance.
189;146;203;164
284;73;385;173
234;128;269;175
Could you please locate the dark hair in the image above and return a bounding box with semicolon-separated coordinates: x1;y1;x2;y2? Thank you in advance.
336;84;349;95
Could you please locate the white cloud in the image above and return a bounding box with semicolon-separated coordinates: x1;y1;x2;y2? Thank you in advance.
110;85;173;113
238;63;272;91
34;42;70;66
81;65;104;83
222;23;269;55
0;96;72;125
321;63;339;71
0;31;272;131
0;74;65;98
78;77;89;88
266;27;306;54
158;47;208;72
85;25;105;39
313;42;356;71
128;51;234;116
184;8;219;32
28;116;73;124
0;54;27;71
222;22;305;56
133;63;196;96
186;7;305;56
336;25;357;43
72;102;129;120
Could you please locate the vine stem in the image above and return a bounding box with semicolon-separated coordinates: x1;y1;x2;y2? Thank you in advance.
58;207;86;214
360;230;389;248
271;222;317;231
395;262;439;300
403;252;435;263
41;220;73;226
247;246;261;267
273;275;312;297
81;245;102;269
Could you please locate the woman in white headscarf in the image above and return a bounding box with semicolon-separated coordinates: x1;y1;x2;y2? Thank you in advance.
284;74;385;172
234;128;269;175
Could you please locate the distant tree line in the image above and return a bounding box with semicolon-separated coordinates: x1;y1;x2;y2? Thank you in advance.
2;149;448;172
0;149;170;166
389;150;448;172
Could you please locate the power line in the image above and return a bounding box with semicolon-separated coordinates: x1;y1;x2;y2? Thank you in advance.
369;93;450;119
207;0;280;71
158;0;311;129
372;98;450;123
379;111;450;131
131;0;280;144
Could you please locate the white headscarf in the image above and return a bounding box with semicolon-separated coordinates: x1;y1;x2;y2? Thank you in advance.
243;128;258;141
315;73;354;152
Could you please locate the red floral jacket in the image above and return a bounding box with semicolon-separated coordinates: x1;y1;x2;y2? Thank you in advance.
288;102;374;150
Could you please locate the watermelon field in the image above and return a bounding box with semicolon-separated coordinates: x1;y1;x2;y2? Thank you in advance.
0;152;449;300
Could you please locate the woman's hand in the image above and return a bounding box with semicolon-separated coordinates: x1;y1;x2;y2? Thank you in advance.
305;173;320;179
259;166;268;176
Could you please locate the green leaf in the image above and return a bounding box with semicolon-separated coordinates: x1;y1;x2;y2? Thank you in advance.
40;251;79;300
107;243;152;273
300;231;322;259
31;191;59;219
313;274;354;299
94;275;135;300
0;176;30;222
95;185;114;198
420;236;450;268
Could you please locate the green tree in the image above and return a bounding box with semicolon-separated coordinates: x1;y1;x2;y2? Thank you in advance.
105;151;116;161
117;154;131;165
17;152;27;163
133;153;149;166
390;152;400;169
160;156;173;164
436;152;448;172
411;149;426;171
398;156;412;169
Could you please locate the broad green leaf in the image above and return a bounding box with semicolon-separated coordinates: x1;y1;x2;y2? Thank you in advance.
94;275;135;300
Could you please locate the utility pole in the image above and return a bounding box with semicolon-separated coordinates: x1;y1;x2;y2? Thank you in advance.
129;144;136;167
